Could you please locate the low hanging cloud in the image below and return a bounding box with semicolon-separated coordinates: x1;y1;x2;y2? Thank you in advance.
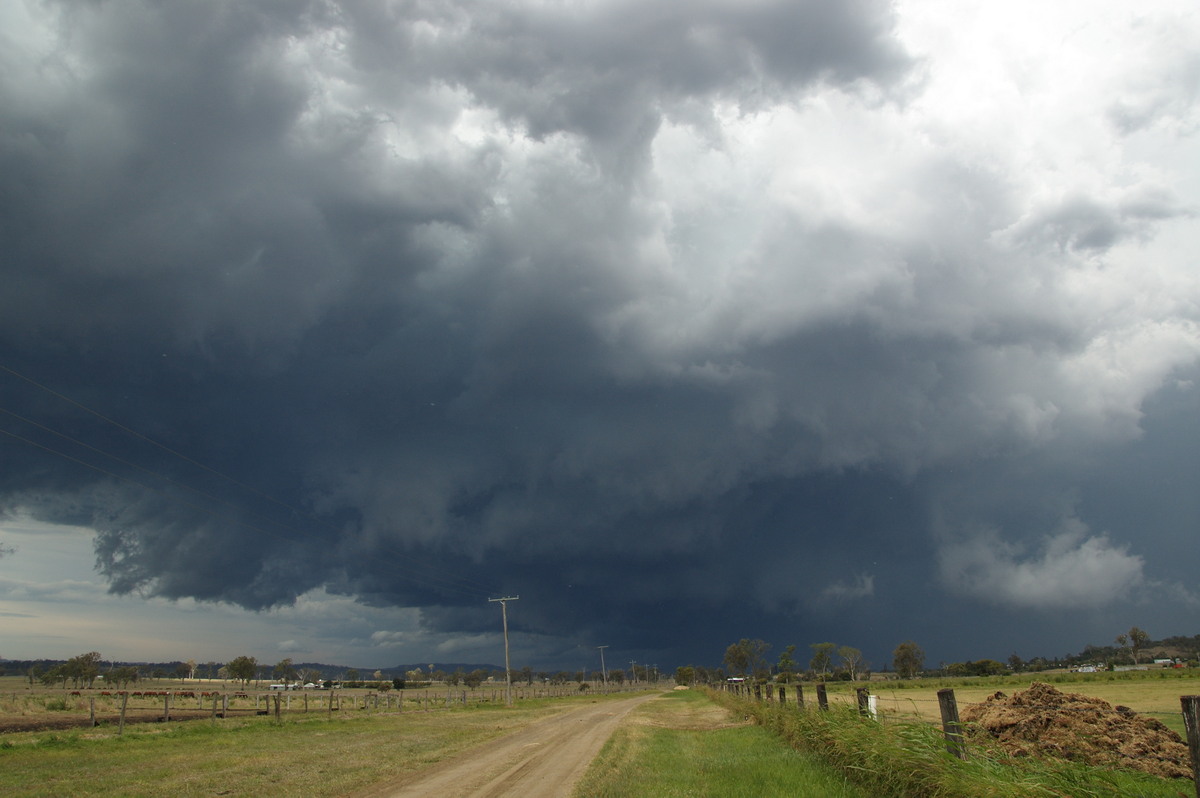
818;574;876;604
938;518;1145;609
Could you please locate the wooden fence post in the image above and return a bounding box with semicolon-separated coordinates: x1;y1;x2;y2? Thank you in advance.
816;683;828;711
856;688;870;716
118;692;129;736
938;688;968;760
211;693;218;721
222;693;229;718
89;697;96;727
796;684;805;709
274;694;281;723
163;692;170;722
778;686;786;706
1180;695;1200;797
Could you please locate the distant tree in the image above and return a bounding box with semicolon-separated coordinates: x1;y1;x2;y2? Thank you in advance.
777;645;797;684
463;670;485;689
66;652;102;688
522;666;534;685
373;670;383;681
41;666;66;687
186;659;197;680
227;656;257;686
892;641;925;679
838;646;866;681
1007;653;1024;673
609;670;625;685
448;670;463;686
810;643;836;679
345;669;360;683
300;669;322;685
724;638;771;679
723;642;747;675
1128;627;1150;664
274;658;297;685
174;662;190;682
675;666;695;686
109;665;138;688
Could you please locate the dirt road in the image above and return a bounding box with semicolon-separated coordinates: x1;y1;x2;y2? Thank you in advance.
355;693;658;798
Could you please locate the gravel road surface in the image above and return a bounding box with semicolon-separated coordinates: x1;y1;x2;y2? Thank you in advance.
355;693;658;798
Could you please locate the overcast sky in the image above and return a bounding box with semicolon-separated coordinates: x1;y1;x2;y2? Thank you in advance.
2;0;1198;674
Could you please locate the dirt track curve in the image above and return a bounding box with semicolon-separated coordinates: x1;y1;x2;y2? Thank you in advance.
353;693;658;798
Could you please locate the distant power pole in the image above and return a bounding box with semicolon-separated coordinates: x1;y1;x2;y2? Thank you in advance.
489;596;519;706
629;660;636;684
597;646;609;688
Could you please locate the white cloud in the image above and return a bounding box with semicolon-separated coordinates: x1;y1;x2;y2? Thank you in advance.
938;518;1145;608
819;574;876;604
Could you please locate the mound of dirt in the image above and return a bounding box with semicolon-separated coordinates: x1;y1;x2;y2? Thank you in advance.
961;682;1191;779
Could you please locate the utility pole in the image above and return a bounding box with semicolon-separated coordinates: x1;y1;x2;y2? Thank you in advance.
597;646;609;689
630;660;636;684
489;596;519;706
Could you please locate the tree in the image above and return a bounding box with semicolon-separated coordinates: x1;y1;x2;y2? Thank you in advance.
724;641;750;676
66;652;102;688
838;646;865;681
174;662;191;682
227;655;257;686
893;641;925;679
1007;653;1024;673
345;669;360;684
810;642;836;679
1128;627;1150;665
109;665;138;688
675;666;695;685
777;645;797;683
274;658;297;685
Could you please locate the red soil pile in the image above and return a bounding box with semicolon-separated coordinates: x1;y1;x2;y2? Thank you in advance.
961;682;1191;779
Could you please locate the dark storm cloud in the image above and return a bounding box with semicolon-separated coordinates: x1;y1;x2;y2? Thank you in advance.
2;0;1198;669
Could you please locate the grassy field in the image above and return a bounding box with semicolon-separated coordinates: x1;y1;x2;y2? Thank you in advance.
575;689;871;797
0;689;647;797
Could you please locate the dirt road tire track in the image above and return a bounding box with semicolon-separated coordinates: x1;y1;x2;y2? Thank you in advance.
353;693;658;798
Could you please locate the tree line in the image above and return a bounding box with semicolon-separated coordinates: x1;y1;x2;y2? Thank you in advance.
676;624;1170;687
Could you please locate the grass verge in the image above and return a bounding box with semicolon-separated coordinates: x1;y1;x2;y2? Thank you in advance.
574;689;870;797
712;690;1193;798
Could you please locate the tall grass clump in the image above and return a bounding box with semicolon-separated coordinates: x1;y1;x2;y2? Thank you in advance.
707;690;1186;798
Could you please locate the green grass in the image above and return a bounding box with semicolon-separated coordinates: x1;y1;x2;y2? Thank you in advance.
713;690;1193;798
575;690;869;797
0;692;645;797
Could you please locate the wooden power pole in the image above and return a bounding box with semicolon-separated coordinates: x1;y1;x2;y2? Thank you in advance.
489;596;519;706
